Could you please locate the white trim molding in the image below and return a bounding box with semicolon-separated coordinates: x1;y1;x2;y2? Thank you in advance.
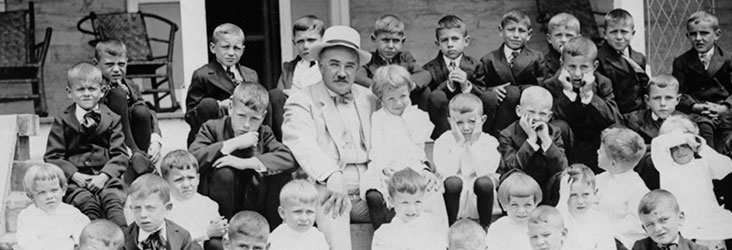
279;0;294;62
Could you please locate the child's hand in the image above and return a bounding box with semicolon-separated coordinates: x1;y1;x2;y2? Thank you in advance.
88;174;110;193
492;83;510;102
535;121;552;148
703;102;729;119
579;73;595;99
448;117;466;144
206;217;228;238
558;69;573;91
449;68;468;85
382;167;396;177
684;133;702;152
71;173;93;188
469;114;484;144
213;155;259;170
519;114;538;143
217;99;232;109
422;170;441;193
230;132;259;150
148;141;162;163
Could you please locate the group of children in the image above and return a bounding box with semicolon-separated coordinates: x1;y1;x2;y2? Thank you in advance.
16;4;732;250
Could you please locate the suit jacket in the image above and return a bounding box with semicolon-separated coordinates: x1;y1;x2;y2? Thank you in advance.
186;61;259;112
44;104;130;180
498;121;568;186
355;50;431;88
422;52;486;99
542;72;622;142
631;236;708;250
276;56;301;90
625;109;685;145
189;117;296;189
475;44;545;88
597;43;649;114
123;219;202;250
672;45;732;113
103;78;162;136
282;81;378;182
542;49;562;80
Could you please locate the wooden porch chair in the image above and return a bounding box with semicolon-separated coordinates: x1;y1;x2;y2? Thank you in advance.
77;11;180;112
0;2;53;116
535;0;607;43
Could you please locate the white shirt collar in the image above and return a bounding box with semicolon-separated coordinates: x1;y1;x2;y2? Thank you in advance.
138;221;167;246
503;45;521;61
74;104;100;123
699;46;715;59
442;54;463;72
651;111;660;122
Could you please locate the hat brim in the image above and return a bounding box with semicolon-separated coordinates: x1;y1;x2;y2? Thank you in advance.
310;42;372;67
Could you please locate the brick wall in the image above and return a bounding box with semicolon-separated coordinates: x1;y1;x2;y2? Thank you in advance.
2;0;124;116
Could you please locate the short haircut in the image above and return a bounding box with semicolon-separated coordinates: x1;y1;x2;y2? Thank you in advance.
600;127;646;167
448;219;486;249
659;114;699;135
565;163;596;190
387;168;426;197
292;15;325;36
232;82;269;113
371;65;416;99
279;179;319;208
128;174;171;204
604;8;634;29
548;13;581;34
159;149;198;179
500;9;532;30
210;23;245;44
562;36;598;61
528;205;565;228
687;11;719;31
373;14;405;36
24;163;67;199
498;171;543;206
449;93;484;117
520;86;553;108
67;62;103;88
78;219;124;250
647;74;680;94
435;15;468;39
94;38;127;60
638;189;680;215
228;210;270;241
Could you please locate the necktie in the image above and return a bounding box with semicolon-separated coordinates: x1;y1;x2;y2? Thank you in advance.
141;230;165;250
82;110;100;129
333;91;354;105
449;61;457;72
509;51;519;68
226;66;237;82
699;53;710;70
658;242;678;250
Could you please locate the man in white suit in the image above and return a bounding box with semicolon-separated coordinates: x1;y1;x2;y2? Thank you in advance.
281;25;378;250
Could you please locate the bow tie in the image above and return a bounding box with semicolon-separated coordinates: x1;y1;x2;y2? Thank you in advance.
332;91;354;105
658;242;677;250
82;110;101;129
141;230;165;250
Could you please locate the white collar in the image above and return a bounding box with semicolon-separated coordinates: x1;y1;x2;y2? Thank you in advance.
651;111;660;122
138;221;167;246
297;58;317;68
75;104;100;123
618;47;630;57
503;45;522;59
442;54;463;71
699;46;715;59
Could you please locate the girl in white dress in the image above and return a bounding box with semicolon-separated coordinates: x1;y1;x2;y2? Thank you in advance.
360;64;447;232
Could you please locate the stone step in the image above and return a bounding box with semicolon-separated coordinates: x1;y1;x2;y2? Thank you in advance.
4;192;31;234
10;160;44;192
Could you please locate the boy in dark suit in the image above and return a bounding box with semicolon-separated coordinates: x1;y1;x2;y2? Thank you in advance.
186;23;259;146
355;14;432;110
189;82;295;228
633;189;708;250
424;15;491;138
124;174;201;250
673;11;732;152
268;15;324;141
476;9;546;136
597;9;650;116
44;62;129;226
498;86;568;204
543;13;580;78
94;38;160;183
543;37;622;172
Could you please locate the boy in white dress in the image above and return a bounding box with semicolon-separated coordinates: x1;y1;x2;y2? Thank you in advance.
372;168;448;250
651;115;732;249
485;171;541;250
17;163;90;250
595;127;650;249
268;179;329;250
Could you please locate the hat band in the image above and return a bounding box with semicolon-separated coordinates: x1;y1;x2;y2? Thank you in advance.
325;39;360;49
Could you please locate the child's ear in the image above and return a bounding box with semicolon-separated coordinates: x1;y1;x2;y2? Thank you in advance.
675;94;681;102
480;114;488;123
678;211;685;226
515;105;522;118
370;33;377;42
464;35;472;46
65;86;72;98
527;28;533;39
592;60;599;71
208;42;216;53
644;94;650;104
92;58;99;66
715;29;722;39
278;206;285;219
434;40;440;47
165;202;173;213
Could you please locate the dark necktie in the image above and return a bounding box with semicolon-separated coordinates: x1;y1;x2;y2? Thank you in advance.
699;53;710;70
141;230;165;250
333;91;354;105
656;117;665;127
82;110;100;129
449;61;457;72
226;66;237;82
658;242;677;250
509;51;519;68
